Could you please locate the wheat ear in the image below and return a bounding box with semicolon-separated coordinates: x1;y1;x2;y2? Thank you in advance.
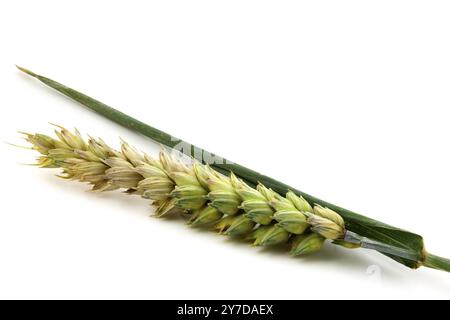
22;125;357;255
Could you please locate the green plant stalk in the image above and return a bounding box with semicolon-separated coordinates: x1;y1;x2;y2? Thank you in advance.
17;66;450;271
423;254;450;272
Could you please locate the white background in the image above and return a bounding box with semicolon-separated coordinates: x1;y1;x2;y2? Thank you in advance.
0;1;449;299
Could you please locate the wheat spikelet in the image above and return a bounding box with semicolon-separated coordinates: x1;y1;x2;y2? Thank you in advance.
22;125;357;256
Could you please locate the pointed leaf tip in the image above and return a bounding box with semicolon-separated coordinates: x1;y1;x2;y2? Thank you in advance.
16;65;37;77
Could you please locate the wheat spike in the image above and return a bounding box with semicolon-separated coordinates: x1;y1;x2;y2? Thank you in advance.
22;126;356;255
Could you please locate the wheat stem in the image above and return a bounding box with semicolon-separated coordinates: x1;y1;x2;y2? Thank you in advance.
423;254;450;272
